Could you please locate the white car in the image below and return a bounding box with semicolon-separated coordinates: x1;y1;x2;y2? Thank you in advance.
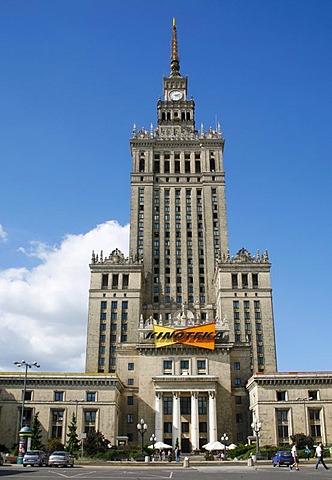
48;451;74;468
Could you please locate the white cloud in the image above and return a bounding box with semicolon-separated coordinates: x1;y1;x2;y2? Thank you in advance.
0;221;129;372
0;224;8;242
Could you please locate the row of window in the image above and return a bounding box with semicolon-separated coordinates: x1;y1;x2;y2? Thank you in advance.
276;390;319;401
21;408;98;440
22;391;96;402
232;273;259;289
277;408;322;444
101;274;129;290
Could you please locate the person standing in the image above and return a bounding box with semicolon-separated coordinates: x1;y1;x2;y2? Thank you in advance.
290;442;299;470
315;443;330;470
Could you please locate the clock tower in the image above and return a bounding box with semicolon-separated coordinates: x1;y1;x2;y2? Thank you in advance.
158;19;194;139
86;18;277;450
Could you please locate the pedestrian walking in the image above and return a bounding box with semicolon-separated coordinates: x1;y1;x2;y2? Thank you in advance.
305;445;311;461
315;443;330;470
290;442;299;470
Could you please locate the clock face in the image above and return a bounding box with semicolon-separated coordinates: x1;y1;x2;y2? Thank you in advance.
169;90;183;101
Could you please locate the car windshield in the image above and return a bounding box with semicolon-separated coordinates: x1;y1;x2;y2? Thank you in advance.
26;451;40;455
52;452;66;456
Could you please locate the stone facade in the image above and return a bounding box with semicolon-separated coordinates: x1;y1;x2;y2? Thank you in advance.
247;372;332;446
0;372;123;449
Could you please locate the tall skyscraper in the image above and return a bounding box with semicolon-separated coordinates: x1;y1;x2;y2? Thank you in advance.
86;19;277;449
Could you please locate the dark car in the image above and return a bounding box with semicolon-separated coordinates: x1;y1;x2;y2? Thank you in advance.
23;450;48;467
272;450;293;467
0;453;3;466
48;451;74;468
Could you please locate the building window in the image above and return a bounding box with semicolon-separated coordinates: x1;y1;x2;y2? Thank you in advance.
276;409;289;445
181;422;189;433
127;396;134;405
199;422;207;433
84;410;97;434
234;362;241;370
23;391;32;401
112;274;119;289
102;274;109;289
163;360;172;374
252;273;259;288
232;274;238;289
198;396;207;415
127;414;133;424
308;390;319;400
128;378;134;385
164;422;172;433
54;391;64;402
276;391;287;401
197;359;206;374
180;360;189;374
180;397;191;415
86;392;96;402
51;409;64;439
235;396;242;405
236;413;243;423
128;363;134;371
234;378;241;386
163;396;173;415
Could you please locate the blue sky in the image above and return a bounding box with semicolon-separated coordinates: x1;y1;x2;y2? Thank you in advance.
0;0;331;372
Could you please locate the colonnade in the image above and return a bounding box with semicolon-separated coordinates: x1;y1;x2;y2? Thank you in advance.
155;390;217;450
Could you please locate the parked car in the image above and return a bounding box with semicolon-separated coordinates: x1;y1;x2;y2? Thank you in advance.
0;453;3;466
48;451;74;468
272;450;293;467
23;450;48;467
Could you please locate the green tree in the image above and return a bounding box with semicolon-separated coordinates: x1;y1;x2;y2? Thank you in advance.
84;430;110;457
290;433;314;449
66;413;80;455
31;412;43;450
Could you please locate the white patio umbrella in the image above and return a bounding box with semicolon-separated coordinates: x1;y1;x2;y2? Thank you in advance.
148;441;172;449
203;441;226;451
227;443;237;450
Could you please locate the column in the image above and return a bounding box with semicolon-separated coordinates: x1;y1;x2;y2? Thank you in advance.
172;392;180;447
155;392;163;441
208;390;217;443
191;392;199;450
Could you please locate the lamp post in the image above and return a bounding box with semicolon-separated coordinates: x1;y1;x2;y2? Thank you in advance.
137;418;147;457
150;433;156;450
251;419;262;459
221;432;229;449
14;360;40;464
14;360;40;429
150;433;156;461
296;397;312;436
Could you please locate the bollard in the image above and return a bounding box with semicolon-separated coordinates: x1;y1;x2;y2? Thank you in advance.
183;456;190;468
247;456;253;467
145;455;150;463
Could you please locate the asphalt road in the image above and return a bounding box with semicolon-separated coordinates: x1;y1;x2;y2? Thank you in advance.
0;464;331;480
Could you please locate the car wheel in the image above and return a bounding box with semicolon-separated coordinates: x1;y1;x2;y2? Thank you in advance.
273;463;276;467
23;465;27;467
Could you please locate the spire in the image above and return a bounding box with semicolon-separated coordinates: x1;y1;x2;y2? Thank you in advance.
170;18;180;76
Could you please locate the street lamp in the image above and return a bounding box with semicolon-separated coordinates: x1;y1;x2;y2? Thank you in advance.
150;433;156;449
136;418;147;456
14;360;40;429
296;397;312;436
150;433;156;460
221;432;229;448
251;419;262;458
